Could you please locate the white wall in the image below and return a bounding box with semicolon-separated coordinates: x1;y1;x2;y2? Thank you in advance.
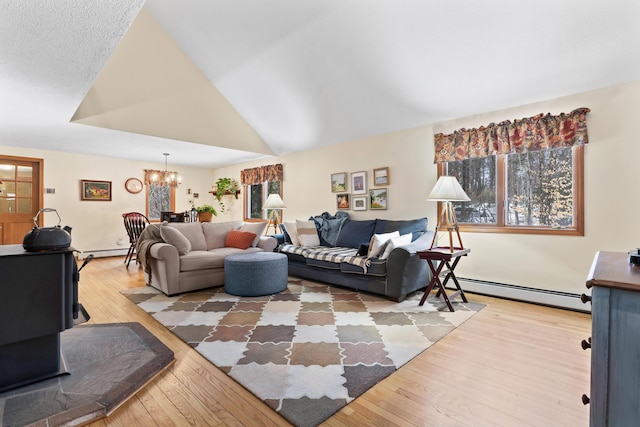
0;145;214;254
214;80;640;295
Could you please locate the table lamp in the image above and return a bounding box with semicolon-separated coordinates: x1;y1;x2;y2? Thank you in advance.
263;194;286;234
427;176;470;251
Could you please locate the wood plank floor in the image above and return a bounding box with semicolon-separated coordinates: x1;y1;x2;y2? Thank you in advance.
80;256;592;427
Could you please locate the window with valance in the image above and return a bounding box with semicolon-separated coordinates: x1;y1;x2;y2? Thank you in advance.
434;108;589;235
241;163;283;221
143;169;179;221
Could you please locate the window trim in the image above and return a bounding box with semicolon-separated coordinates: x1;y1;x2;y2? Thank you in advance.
436;145;584;236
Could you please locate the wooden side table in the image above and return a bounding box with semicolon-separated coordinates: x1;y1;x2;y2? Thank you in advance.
417;248;470;311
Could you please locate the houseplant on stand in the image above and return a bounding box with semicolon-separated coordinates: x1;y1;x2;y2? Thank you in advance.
196;204;217;222
212;178;239;213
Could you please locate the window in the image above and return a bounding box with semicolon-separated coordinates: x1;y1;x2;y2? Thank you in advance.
438;145;584;235
147;185;175;222
244;180;281;221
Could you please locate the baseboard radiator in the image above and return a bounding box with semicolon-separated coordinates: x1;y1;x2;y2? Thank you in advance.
77;248;129;260
453;277;591;313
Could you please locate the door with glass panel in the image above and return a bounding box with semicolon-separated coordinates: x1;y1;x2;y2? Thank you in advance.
0;156;43;244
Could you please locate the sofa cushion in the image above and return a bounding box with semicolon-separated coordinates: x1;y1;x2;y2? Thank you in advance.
179;250;227;271
225;229;257;250
380;233;413;259
340;258;387;277
367;231;400;258
202;221;243;250
167;222;207;251
238;221;268;247
335;219;377;249
160;225;191;255
296;220;320;246
374;218;428;241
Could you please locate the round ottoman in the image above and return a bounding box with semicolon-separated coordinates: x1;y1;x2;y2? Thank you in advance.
224;252;288;296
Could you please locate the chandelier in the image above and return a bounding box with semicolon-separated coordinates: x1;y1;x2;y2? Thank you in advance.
144;153;181;187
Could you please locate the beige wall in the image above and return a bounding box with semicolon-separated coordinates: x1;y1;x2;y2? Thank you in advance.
215;80;640;294
0;145;214;254
3;80;638;293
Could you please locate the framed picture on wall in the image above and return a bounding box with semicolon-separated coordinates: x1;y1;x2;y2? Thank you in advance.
351;171;367;195
369;188;387;210
81;180;112;201
337;193;350;210
373;167;390;186
331;172;347;192
352;196;367;211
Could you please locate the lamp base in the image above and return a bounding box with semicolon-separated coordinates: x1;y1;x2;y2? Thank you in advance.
430;201;464;252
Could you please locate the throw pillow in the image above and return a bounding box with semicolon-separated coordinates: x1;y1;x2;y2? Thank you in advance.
380;233;413;260
238;221;268;247
225;229;257;250
283;221;300;245
166;222;207;251
202;221;243;250
296;219;320;247
367;231;400;258
160;226;191;255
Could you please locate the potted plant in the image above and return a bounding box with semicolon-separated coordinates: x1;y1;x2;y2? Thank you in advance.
196;204;217;222
212;177;239;212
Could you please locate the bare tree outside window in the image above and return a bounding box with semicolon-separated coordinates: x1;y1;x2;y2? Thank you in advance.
447;156;497;224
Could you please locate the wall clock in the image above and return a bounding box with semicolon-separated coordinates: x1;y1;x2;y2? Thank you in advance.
125;178;143;194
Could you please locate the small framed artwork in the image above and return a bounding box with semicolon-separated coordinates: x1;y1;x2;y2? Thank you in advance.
352;196;367;211
81;180;112;201
373;167;390;186
351;171;367;195
370;188;388;210
331;172;347;193
337;193;350;210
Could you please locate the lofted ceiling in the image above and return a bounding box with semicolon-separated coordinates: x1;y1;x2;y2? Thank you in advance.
1;0;640;168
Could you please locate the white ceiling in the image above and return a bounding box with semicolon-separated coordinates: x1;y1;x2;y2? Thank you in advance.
2;0;640;168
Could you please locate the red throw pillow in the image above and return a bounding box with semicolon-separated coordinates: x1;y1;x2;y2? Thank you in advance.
225;229;257;250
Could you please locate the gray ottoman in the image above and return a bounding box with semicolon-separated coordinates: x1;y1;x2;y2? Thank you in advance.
224;252;288;296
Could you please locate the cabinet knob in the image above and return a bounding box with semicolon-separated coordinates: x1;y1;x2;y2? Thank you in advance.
582;394;590;405
580;293;592;304
581;338;592;350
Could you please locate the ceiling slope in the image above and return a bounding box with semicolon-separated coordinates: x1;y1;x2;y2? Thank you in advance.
71;8;274;157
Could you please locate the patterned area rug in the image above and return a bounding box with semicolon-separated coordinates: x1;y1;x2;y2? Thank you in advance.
121;280;484;427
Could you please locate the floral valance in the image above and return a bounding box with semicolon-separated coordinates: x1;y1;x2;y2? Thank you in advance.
433;107;590;163
144;169;180;187
240;163;283;186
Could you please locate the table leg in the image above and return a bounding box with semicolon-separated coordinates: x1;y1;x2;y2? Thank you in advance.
419;260;445;306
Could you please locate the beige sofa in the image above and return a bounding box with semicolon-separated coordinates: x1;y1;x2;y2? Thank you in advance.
140;221;277;296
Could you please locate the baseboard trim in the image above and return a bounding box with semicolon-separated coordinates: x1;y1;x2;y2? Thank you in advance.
77;248;129;260
453;277;591;313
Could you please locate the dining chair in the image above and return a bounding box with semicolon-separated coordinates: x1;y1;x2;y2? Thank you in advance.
122;212;150;267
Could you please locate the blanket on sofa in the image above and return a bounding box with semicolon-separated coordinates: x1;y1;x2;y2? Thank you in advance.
279;244;372;271
136;223;163;280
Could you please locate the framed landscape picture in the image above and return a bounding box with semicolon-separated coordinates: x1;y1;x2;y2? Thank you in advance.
369;188;387;210
352;196;367;211
351;171;367;195
81;180;112;201
337;193;350;210
331;172;347;193
373;167;390;186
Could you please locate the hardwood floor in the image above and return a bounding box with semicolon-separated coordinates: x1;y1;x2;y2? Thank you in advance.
80;256;591;427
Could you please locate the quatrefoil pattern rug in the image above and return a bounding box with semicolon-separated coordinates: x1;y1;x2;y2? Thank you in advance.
122;280;484;427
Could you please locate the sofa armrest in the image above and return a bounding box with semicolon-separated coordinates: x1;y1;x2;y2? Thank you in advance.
257;235;278;252
385;231;434;301
148;242;180;295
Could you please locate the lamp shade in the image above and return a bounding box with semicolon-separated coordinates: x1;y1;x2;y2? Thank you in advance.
262;193;286;209
427;176;470;202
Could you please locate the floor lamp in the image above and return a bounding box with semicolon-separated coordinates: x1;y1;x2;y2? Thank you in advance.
427;176;470;252
263;194;286;234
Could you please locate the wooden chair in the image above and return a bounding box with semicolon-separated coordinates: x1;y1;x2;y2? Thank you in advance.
122;212;150;267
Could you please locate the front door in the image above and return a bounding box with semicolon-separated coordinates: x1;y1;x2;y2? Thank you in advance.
0;155;43;244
